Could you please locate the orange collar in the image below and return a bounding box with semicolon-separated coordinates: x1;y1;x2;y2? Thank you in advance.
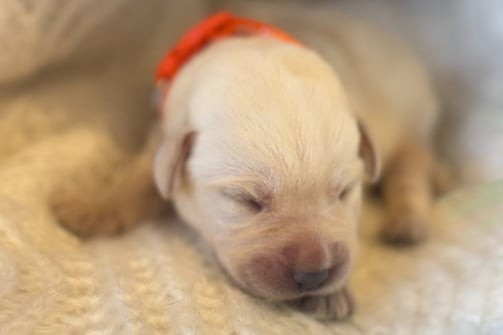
155;11;300;83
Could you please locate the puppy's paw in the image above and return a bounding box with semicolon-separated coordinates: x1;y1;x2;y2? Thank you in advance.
52;195;95;237
381;214;428;245
52;195;138;237
92;209;140;236
293;286;355;321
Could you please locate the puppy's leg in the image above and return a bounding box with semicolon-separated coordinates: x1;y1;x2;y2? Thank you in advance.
52;128;165;237
380;138;439;244
293;285;355;321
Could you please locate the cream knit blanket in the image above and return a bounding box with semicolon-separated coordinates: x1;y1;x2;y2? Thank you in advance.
0;1;502;334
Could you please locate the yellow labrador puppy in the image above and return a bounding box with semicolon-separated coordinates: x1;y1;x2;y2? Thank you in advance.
54;8;443;320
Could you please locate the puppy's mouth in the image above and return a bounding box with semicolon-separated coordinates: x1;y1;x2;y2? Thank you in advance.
234;255;350;301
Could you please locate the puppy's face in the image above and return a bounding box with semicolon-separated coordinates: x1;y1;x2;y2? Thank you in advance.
189;153;364;301
154;42;378;300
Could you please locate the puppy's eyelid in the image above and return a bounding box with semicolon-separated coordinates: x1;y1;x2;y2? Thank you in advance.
335;182;357;202
245;198;264;212
339;186;351;201
220;186;267;212
234;194;266;213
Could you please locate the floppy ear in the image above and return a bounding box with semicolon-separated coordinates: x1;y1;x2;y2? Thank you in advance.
153;131;196;199
357;121;381;183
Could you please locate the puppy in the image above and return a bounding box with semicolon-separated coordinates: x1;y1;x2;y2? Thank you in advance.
53;9;444;320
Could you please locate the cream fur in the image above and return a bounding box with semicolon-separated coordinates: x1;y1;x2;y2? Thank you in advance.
151;10;439;319
158;37;364;301
152;9;442;319
55;9;442;321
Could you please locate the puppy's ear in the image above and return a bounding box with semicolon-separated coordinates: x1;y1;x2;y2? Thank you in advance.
357;121;381;183
153;131;196;199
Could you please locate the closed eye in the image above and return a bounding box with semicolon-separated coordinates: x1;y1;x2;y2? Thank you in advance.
339;186;351;201
243;198;264;212
337;182;357;202
220;186;265;213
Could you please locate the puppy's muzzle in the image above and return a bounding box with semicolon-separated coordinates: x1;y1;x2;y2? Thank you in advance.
245;235;350;299
284;238;349;291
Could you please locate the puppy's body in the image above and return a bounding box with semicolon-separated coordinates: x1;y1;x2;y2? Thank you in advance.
53;10;442;320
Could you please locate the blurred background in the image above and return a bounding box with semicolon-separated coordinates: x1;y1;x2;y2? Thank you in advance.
0;0;501;184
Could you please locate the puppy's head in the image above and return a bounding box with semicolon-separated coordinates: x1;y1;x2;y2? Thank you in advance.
154;38;379;300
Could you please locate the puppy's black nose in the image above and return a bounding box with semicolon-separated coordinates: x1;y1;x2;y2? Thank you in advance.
294;270;329;291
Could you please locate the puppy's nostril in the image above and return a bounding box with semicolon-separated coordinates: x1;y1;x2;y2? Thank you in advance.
293;269;329;292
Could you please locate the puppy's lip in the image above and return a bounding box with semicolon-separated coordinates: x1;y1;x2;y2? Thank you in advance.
234;252;351;301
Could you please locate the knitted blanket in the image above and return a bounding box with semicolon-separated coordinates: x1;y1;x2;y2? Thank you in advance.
0;1;502;334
